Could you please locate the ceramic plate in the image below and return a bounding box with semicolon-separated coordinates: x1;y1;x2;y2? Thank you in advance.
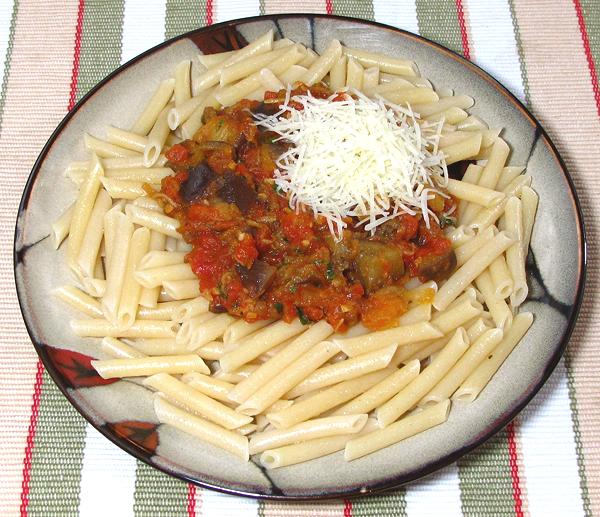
14;14;586;499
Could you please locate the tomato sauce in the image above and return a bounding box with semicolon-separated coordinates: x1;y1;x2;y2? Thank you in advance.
159;84;458;331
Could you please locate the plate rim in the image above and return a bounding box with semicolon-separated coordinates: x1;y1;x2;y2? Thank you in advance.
13;13;587;500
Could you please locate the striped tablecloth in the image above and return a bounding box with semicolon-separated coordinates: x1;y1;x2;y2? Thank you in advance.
1;1;598;515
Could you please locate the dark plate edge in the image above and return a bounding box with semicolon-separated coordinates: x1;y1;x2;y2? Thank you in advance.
12;13;587;501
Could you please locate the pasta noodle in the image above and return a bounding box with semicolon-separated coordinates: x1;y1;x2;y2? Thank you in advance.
377;328;468;426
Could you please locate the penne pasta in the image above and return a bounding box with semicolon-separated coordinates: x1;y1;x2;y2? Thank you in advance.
84;134;140;159
144;373;251;429
453;312;533;402
420;328;503;405
301;40;343;86
334;321;443;357
92;354;209;378
154;396;249;461
106;126;148;153
260;418;378;469
52;285;103;318
226;320;333;404
101;337;146;359
268;368;392;429
131;78;175;135
174;59;192;107
249;414;367;455
285;345;397;398
433;231;515;311
343;46;417;76
237;340;341;416
51;202;74;249
345;400;450;461
503;197;528;307
474;270;513;330
125;204;181;239
71;319;177;338
329;54;347;91
181;371;235;403
67;154;104;269
117;226;151;328
135;262;196;288
377;328;468;426
219;319;307;373
331;360;420;416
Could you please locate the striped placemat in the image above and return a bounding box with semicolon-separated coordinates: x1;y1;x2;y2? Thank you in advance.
1;1;598;515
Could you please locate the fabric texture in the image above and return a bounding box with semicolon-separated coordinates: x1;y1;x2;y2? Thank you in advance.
1;1;598;515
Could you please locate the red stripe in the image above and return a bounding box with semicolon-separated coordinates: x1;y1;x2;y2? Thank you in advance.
325;0;333;15
206;0;213;26
187;484;196;516
507;422;525;517
19;361;44;517
343;498;352;517
455;0;471;60
573;0;600;117
19;1;85;514
68;0;85;111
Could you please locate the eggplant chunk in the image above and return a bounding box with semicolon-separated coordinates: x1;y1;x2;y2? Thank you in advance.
237;260;276;298
180;162;214;202
354;241;405;294
325;234;359;271
218;172;257;214
414;248;457;282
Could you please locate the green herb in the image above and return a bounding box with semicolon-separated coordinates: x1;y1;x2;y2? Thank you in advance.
441;215;456;228
217;283;226;298
289;284;297;293
296;306;310;325
274;302;283;313
314;259;325;266
217;118;224;128
326;262;335;281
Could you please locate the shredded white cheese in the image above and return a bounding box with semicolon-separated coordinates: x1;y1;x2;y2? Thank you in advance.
254;88;448;240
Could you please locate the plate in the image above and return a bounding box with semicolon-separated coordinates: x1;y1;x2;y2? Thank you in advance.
13;14;586;499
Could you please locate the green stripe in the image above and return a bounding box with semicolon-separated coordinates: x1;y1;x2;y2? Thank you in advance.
76;0;125;101
457;430;516;516
331;0;375;19
580;0;600;84
564;353;593;516
259;0;266;16
27;2;125;514
506;0;532;106
415;0;463;55
352;492;407;517
165;0;208;40
0;0;19;132
133;461;189;516
27;372;87;516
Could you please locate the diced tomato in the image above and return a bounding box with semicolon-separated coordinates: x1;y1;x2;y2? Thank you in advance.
234;234;259;269
280;210;314;244
186;231;231;290
264;91;278;101
165;144;189;164
396;214;419;241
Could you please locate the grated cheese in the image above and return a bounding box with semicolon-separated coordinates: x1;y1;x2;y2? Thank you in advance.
254;88;448;240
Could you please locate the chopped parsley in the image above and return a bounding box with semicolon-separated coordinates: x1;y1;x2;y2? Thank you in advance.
274;302;283;314
296;306;310;325
326;262;335;281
